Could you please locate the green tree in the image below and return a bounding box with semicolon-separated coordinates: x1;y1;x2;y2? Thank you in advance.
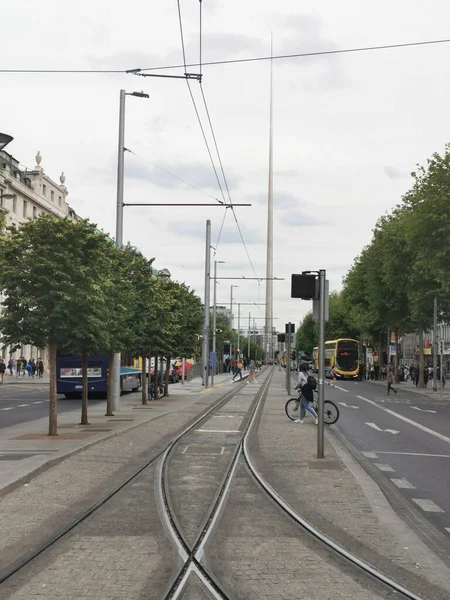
296;312;316;355
0;216;122;435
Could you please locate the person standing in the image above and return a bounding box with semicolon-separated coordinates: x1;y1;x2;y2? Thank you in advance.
16;359;22;378
387;369;397;395
37;359;44;378
7;357;14;376
0;359;6;384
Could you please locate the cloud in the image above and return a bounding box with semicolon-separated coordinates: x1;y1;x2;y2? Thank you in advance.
384;166;405;180
169;220;265;245
252;191;301;210
280;211;328;227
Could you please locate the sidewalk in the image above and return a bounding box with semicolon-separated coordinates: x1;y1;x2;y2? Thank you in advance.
1;374;49;385
365;377;450;401
0;372;234;495
251;368;450;600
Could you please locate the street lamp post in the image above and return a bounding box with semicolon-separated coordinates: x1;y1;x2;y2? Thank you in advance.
112;89;149;413
212;260;225;387
229;285;238;358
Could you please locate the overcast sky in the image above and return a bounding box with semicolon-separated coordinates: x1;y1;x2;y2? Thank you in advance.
2;0;450;333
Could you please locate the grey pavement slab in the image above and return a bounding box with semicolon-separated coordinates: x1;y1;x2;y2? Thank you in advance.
248;368;450;600
0;373;233;495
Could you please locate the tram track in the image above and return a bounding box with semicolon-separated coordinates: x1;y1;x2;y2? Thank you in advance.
0;375;253;589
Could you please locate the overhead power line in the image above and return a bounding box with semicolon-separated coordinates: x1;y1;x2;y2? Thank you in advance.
1;37;450;74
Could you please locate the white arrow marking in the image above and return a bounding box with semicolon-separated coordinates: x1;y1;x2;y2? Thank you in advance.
365;422;399;434
410;406;437;414
338;402;359;409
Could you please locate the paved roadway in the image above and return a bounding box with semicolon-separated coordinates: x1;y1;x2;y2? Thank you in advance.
0;382;105;428
325;378;450;540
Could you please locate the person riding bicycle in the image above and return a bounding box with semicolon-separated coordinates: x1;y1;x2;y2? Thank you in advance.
294;363;318;425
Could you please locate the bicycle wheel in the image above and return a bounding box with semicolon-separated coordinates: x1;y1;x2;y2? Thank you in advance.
285;398;300;421
323;400;339;425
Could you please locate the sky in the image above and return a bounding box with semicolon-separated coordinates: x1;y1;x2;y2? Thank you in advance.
2;0;450;334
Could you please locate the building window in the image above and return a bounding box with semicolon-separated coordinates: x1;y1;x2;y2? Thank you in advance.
23;200;27;218
33;206;37;219
43;184;47;196
59;196;62;207
12;197;17;213
51;190;54;202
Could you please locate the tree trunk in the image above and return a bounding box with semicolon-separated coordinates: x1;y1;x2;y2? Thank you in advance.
418;323;425;388
154;354;159;399
48;341;58;436
80;349;89;425
394;330;399;383
378;332;383;380
106;353;114;416
141;355;147;405
164;355;170;397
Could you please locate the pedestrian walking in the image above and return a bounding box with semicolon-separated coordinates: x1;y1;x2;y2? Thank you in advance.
330;365;337;387
442;366;447;388
16;359;22;378
31;358;37;378
247;360;258;384
37;358;44;378
232;360;243;381
25;361;33;377
7;357;14;376
387;369;397;395
0;359;6;384
294;364;318;425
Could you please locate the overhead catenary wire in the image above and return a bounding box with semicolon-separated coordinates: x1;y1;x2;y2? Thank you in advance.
126;149;223;203
213;207;228;258
176;0;227;206
2;37;450;74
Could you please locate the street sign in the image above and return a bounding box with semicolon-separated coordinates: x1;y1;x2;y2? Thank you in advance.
209;352;216;367
313;280;329;322
285;323;295;333
291;274;318;299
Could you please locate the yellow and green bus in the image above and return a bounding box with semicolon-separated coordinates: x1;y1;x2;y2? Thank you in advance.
313;338;360;380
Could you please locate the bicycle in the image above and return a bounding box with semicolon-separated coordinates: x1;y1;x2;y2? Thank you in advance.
148;378;165;399
285;392;339;425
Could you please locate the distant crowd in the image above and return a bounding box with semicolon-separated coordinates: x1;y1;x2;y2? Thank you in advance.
0;357;45;383
223;357;263;375
366;363;446;387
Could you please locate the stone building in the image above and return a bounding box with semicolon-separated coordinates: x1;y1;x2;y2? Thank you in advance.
0;149;72;366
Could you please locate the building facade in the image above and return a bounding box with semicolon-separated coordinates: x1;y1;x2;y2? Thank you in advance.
0;149;71;366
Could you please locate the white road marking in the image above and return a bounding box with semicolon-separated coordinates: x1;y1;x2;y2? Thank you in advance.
445;528;450;533
338;402;359;408
361;451;379;459
195;429;241;433
333;385;348;393
16;404;30;407
410;406;437;413
357;395;450;444
374;463;395;472
372;451;450;458
365;422;399;434
0;407;14;411
32;401;44;404
412;499;445;513
390;478;416;489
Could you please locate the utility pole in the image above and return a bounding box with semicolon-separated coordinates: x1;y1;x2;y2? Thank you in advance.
286;323;291;395
265;37;274;364
211;260;225;387
317;270;326;459
237;303;241;361
202;220;211;388
433;297;438;392
248;312;251;359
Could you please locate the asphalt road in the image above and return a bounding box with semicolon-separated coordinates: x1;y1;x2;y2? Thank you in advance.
0;382;105;428
325;378;450;541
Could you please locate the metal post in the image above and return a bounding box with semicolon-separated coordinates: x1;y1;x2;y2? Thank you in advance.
212;260;218;387
286;323;291;395
387;327;390;368
181;357;185;385
248;313;251;360
229;285;234;359
317;269;326;459
112;89;126;413
202;220;211;388
237;303;241;361
433;297;438;392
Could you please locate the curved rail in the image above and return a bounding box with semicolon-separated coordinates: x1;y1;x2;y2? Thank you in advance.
0;376;251;587
242;383;426;600
161;369;274;599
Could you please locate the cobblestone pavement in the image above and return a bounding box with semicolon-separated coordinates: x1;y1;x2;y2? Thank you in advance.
1;465;178;600
0;383;238;580
248;369;450;600
207;459;396;600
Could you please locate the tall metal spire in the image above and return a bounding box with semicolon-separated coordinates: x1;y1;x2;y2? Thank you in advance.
265;35;274;362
